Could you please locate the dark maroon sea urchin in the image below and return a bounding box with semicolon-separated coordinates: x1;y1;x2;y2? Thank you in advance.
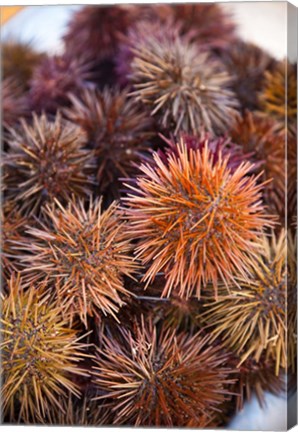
160;133;251;173
63;5;136;62
170;3;236;49
29;54;93;114
3;113;95;216
217;40;276;111
64;87;153;198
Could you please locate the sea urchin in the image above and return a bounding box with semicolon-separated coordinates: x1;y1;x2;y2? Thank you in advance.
92;317;235;426
203;230;291;375
3;113;95;216
64;87;153;197
124;138;273;298
20;198;138;326
1;274;89;423
130;33;239;135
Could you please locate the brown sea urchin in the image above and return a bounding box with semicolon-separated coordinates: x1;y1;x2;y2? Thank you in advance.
92;317;235;426
218;40;276;111
130;33;239;135
20;198;138;326
3;113;95;216
124;138;273;298
1;274;89;423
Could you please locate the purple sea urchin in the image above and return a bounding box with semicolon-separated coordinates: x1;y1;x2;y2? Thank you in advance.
3;113;95;216
124;138;273;298
92;317;235;426
130;33;239;135
171;3;236;48
116;18;180;87
161;133;251;173
29;54;93;114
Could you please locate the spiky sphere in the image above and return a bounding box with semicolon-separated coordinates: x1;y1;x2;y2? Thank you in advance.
203;231;291;375
1;274;89;423
20;198;138;326
3;113;95;216
171;3;236;48
63;5;136;63
92;318;235;426
259;60;297;137
218;40;276;111
124;139;273;298
2;78;28;131
64;87;153;197
130;33;239;135
29;54;93;114
2;40;44;89
230;111;293;221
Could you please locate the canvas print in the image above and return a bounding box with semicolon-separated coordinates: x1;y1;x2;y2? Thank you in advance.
1;2;297;429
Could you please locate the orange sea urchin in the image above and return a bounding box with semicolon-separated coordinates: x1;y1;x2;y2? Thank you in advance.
124;138;273;298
